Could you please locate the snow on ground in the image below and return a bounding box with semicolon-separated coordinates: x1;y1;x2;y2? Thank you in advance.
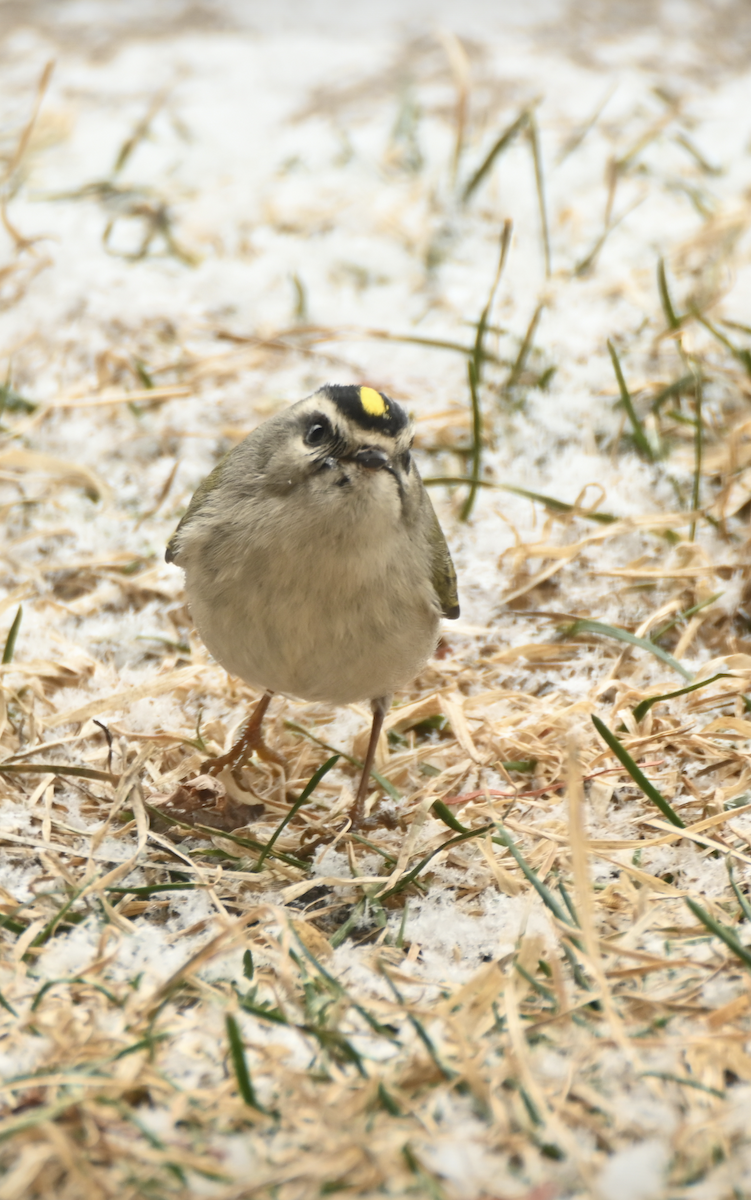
2;1;751;1196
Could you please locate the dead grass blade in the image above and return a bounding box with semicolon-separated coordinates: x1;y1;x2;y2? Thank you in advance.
437;30;470;181
1;60;54;189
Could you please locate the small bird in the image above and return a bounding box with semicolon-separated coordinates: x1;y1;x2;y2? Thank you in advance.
166;383;459;825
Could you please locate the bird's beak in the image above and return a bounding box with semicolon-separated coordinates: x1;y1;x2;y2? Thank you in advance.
352;446;389;470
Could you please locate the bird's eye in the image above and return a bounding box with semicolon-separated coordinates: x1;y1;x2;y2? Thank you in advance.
305;418;330;447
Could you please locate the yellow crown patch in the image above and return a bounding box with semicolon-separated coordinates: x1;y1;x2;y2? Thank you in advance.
359;386;387;417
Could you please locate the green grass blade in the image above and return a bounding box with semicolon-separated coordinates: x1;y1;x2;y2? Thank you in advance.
193;825;309;871
686;897;751;972
377;824;493;901
0;917;26;936
515;961;556;1003
424;476;619;522
459;359;482;522
0;989;17;1016
291;925;399;1040
527;113;551;277
0;762;118;783
591;715;684;828
350;832;398;867
650;592;722;642
330;898;365;949
462;108;529;202
302;1025;368;1077
633;672;732;722
650;373;696;413
2;605;22;664
431;799;471;834
225;1014;265;1110
238;996;288;1025
473;219;512;384
106;882;201;897
607;339;654;460
31;976;119;1012
492;825;579;932
727;861;751;925
434;814;589;982
396;899;409;949
378;1083;402;1115
558;879;579;926
695;313;751;377
565;618;692;680
143;802;310;870
0;373;36;416
29;887;89;948
504;302;544;394
689;370;703;541
657;257;681;329
640;1070;725;1099
460;221;512;523
496;483;617;523
380;966;454;1080
285;720;400;800
254;755;339;872
365;329;504;365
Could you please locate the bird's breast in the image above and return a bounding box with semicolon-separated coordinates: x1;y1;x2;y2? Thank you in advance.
184;486;438;704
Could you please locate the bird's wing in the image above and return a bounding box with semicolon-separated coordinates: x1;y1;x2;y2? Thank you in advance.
165;458;226;564
425;492;460;619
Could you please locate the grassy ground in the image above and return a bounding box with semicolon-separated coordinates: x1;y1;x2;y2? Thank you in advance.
2;4;751;1197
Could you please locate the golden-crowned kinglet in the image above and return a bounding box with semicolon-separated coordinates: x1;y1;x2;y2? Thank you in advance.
166;383;459;824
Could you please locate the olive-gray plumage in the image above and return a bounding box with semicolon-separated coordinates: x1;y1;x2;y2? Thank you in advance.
166;385;459;714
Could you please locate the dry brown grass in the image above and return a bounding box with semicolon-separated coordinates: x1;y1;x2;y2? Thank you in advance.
2;14;751;1199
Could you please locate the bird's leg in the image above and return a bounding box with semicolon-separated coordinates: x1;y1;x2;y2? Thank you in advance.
200;690;286;777
349;696;389;828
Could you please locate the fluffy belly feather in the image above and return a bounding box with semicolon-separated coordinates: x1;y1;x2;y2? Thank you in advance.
186;528;439;704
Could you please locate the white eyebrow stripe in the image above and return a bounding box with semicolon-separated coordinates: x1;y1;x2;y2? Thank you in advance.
297;394;414;453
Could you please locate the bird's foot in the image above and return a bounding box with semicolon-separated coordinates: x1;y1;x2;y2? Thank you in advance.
199;691;286;777
200;738;287;777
